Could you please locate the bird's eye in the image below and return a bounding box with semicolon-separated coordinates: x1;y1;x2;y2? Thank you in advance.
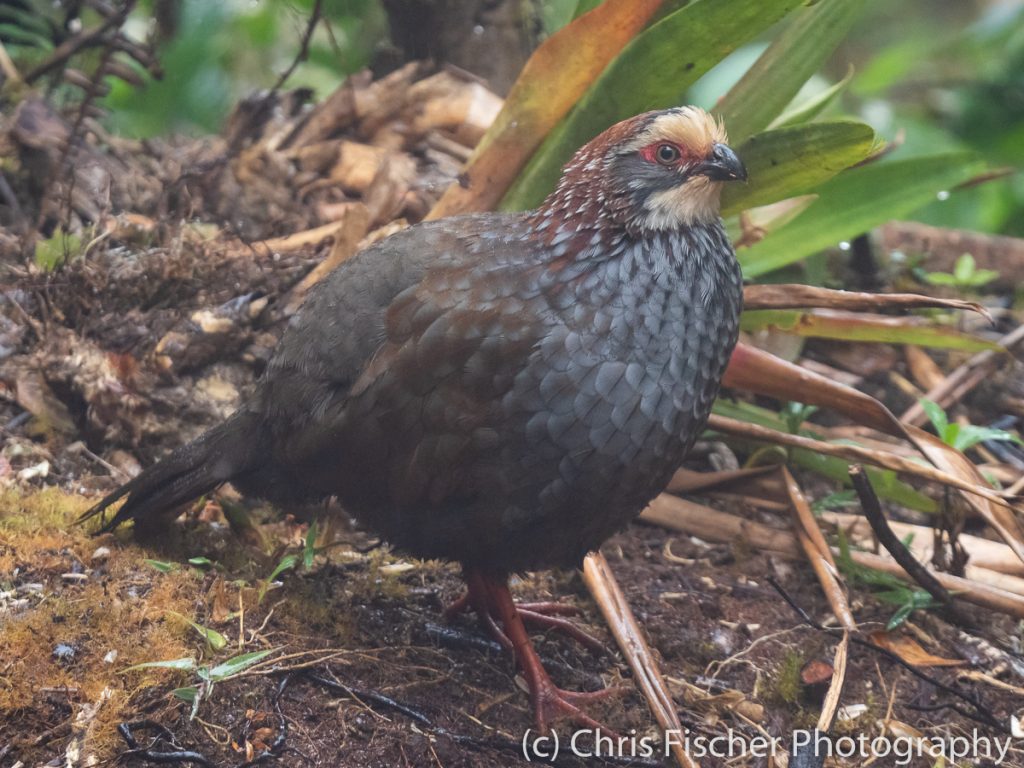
655;143;681;165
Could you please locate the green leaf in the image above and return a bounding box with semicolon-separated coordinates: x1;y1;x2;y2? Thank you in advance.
123;657;197;673
721;121;876;217
738;152;985;278
188;557;214;568
739;309;1000;352
168;611;228;651
501;0;804;211
268;554;299;583
172;686;199;703
303;520;319;570
950;424;1023;453
919;398;949;439
715;0;868;143
770;66;855;129
202;648;277;682
34;229;83;272
144;559;178;573
710;399;937;513
810;489;859;513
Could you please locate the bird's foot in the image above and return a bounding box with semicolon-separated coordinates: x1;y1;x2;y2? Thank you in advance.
445;579;610;656
530;678;627;733
461;568;625;733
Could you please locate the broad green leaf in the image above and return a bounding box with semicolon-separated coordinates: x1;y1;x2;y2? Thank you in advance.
721;121;876;217
123;657;197;673
739;309;1000;352
738;152;984;278
202;648;277;682
501;0;804;211
715;0;868;143
770;66;855;129
427;0;665;218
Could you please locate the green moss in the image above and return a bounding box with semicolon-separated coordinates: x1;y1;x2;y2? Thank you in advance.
769;649;806;705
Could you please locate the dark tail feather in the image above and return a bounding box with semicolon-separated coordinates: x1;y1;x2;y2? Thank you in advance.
79;410;266;533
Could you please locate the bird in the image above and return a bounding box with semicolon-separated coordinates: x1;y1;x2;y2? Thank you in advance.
81;106;747;731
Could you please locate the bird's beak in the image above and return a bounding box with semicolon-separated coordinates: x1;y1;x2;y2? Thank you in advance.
696;143;747;182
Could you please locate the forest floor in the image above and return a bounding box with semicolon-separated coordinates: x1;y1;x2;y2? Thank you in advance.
2;67;1023;767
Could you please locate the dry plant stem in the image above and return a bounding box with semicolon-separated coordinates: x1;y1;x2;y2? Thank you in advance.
816;631;849;732
582;552;698;768
782;466;856;631
848;465;952;608
741;284;988;319
901;322;1024;426
642;494;1024;619
706;414;1011;509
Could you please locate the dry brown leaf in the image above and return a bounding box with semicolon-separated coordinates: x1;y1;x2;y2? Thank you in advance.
742;284;990;318
868;631;966;667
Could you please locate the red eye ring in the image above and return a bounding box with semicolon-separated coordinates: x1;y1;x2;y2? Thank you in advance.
655;143;681;165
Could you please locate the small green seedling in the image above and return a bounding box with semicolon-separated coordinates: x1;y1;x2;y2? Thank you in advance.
920;398;1023;453
836;531;941;629
125;648;277;719
922;253;999;290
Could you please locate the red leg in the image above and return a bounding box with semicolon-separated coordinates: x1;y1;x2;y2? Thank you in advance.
444;582;609;656
475;570;620;732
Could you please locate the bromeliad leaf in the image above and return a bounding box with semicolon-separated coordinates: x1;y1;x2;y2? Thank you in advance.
428;0;665;218
739;309;1000;352
501;0;804;211
715;0;868;143
770;65;856;129
721;121;876;217
738;153;985;278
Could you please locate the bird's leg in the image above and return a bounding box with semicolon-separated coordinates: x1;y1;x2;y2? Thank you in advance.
477;570;619;732
445;569;514;653
444;579;610;656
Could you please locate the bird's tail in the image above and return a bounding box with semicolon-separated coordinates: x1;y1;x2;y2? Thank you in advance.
79;410;267;534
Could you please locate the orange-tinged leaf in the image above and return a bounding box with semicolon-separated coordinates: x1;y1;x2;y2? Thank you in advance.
427;0;665;219
868;631;966;667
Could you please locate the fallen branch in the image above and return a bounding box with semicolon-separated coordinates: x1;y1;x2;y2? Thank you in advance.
848;465;952;609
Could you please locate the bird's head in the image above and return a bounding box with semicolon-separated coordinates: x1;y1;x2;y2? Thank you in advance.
537;107;746;237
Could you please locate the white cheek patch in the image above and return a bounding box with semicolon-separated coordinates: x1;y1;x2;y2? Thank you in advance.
640;177;722;231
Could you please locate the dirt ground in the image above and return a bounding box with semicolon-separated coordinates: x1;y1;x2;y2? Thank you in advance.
2;67;1024;768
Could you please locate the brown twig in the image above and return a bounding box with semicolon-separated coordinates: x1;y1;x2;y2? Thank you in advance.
848;465;953;607
24;10;125;84
271;0;323;93
901;322;1024;426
